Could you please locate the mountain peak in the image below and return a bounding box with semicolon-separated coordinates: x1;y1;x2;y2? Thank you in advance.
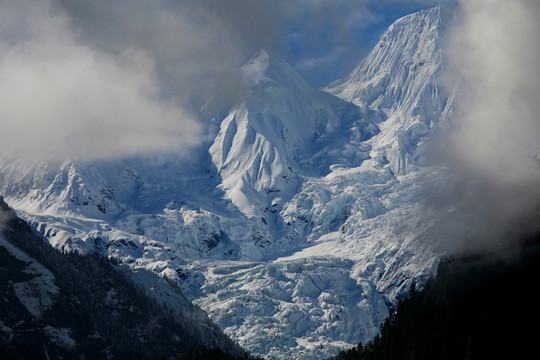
240;48;309;91
240;49;270;82
326;5;455;175
384;4;453;38
328;5;448;99
210;47;376;218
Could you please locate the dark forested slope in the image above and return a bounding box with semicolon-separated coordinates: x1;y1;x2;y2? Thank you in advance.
329;232;540;360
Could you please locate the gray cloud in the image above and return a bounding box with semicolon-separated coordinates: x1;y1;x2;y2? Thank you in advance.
58;0;246;108
430;0;540;253
447;0;540;185
0;0;205;161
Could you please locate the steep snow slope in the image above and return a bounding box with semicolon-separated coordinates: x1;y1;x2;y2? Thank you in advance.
327;5;455;175
0;6;455;360
210;49;377;217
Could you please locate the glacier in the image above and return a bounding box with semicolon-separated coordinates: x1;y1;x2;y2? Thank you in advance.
0;6;457;359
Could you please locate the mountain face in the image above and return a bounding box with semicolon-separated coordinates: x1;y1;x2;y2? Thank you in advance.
210;49;378;217
0;6;455;360
0;198;244;360
327;5;455;176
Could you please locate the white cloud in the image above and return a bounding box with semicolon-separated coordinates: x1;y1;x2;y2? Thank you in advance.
430;0;540;253
447;0;540;186
60;0;246;106
0;0;202;161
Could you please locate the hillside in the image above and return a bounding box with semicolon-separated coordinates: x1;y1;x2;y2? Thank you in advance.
0;197;245;360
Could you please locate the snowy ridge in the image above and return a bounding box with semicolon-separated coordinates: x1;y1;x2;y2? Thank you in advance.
0;6;455;360
210;49;377;217
0;159;132;218
327;5;455;175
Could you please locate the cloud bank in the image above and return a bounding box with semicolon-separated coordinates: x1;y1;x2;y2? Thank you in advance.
431;0;540;253
0;0;205;161
448;0;540;185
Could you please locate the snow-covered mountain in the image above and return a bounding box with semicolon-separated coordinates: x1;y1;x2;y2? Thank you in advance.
210;49;377;217
0;5;456;360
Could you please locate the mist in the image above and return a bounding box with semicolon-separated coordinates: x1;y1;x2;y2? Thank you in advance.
0;0;206;161
430;0;540;254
